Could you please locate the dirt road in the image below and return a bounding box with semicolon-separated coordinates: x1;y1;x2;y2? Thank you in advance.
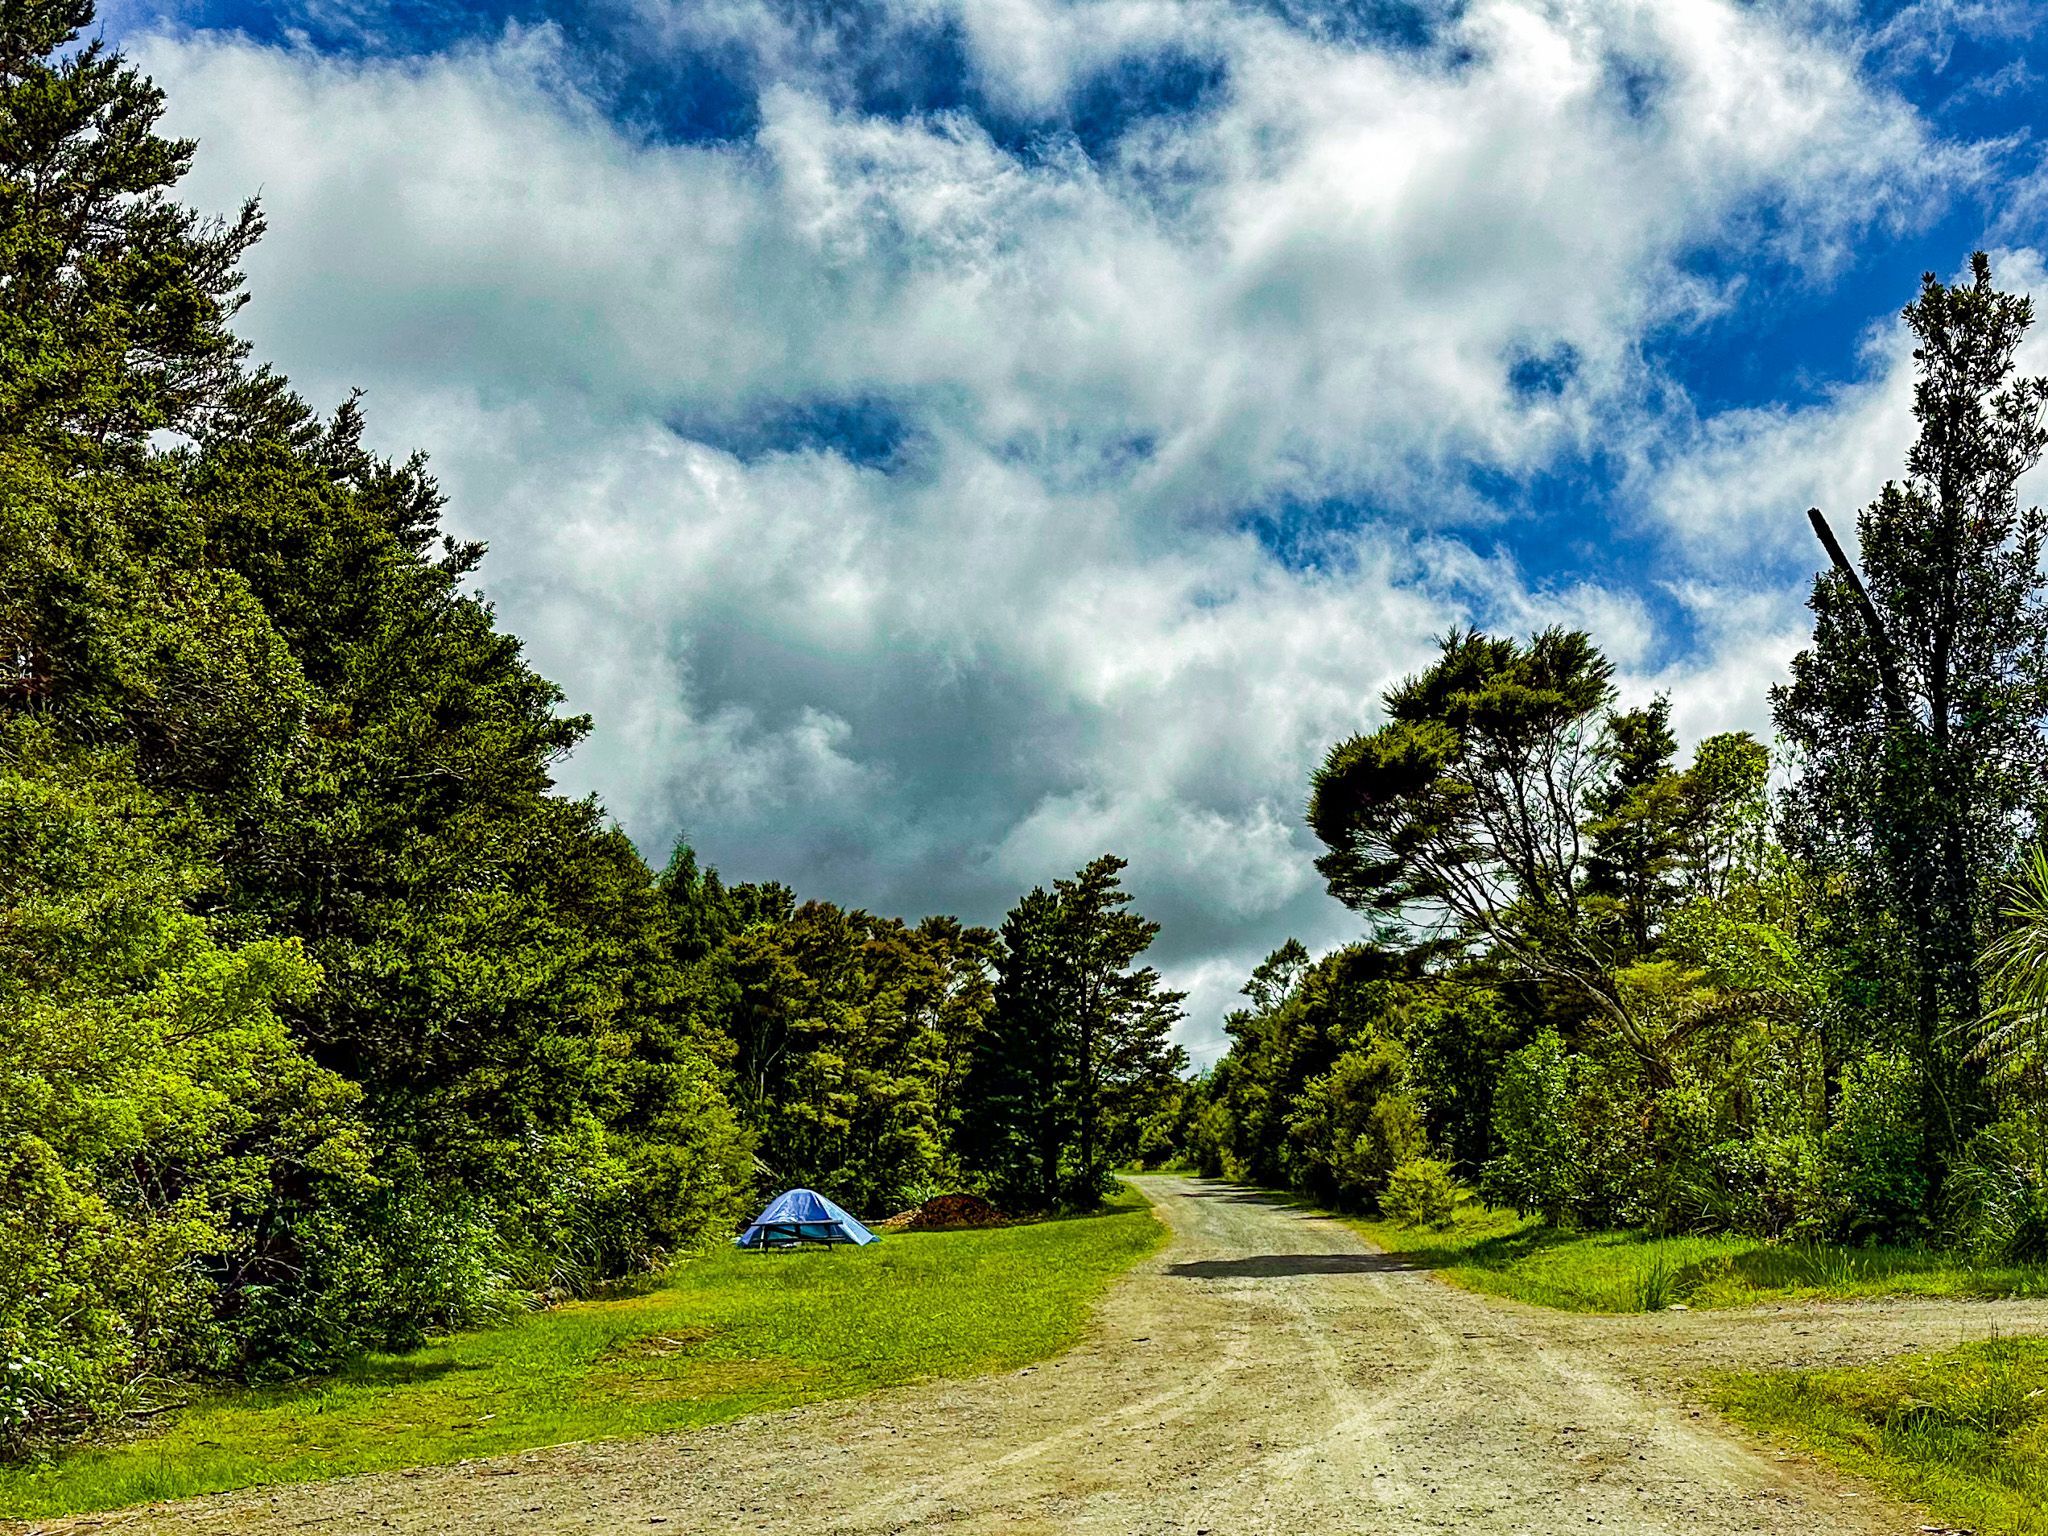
86;1176;2048;1534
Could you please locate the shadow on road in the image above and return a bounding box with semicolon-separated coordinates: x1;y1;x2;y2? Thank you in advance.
1172;1183;1316;1210
1167;1252;1422;1279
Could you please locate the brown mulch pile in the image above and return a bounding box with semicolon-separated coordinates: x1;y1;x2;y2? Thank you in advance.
877;1193;1010;1231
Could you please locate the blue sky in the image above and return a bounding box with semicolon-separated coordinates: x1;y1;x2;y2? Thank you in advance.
106;0;2048;1057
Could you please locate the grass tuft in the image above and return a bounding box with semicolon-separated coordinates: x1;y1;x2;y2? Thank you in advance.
1630;1255;1676;1313
0;1188;1163;1520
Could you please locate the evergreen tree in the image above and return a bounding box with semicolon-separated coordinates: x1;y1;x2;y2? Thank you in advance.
958;887;1072;1209
958;858;1186;1208
1308;628;1678;1077
1;0;760;1441
1774;253;2048;1183
0;0;259;467
1582;698;1684;954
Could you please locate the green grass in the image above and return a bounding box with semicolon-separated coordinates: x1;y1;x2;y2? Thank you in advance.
1344;1201;2048;1313
1717;1336;2048;1535
0;1188;1163;1520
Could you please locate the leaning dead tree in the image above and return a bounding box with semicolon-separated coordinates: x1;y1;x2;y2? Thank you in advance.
1805;506;1909;727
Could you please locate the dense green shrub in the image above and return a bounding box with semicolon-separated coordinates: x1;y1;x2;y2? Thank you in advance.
1824;1053;1929;1241
1188;1093;1235;1180
0;727;381;1442
1283;1042;1425;1210
1626;1084;1721;1233
1482;1031;1583;1224
1703;1132;1834;1239
1383;1158;1460;1226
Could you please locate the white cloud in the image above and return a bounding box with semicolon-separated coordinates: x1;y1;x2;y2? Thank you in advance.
126;0;1973;1057
1643;317;1920;568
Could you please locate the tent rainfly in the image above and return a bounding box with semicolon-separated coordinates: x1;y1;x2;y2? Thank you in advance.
737;1187;878;1248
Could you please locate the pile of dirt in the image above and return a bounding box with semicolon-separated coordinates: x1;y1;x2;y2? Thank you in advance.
879;1193;1010;1231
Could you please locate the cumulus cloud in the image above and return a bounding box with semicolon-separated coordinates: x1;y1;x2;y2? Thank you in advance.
125;0;1979;1059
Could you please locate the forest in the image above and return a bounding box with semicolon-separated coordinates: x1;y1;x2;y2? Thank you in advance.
1193;256;2048;1256
0;0;1184;1453
11;0;2048;1476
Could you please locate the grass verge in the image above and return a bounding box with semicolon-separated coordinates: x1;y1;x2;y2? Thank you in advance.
0;1187;1162;1520
1342;1201;2048;1313
1716;1336;2048;1536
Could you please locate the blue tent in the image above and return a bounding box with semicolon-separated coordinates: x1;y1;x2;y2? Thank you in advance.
737;1187;878;1248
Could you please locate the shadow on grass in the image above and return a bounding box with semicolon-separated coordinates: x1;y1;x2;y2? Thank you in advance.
1359;1222;1582;1273
228;1355;472;1407
1685;1241;2001;1295
1168;1252;1424;1279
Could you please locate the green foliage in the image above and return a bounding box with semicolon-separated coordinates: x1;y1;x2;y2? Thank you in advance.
1256;262;2048;1259
0;721;370;1446
1196;941;1448;1201
1285;1041;1425;1209
1382;1158;1460;1227
1391;981;1519;1175
1700;1132;1832;1241
706;890;995;1216
0;0;768;1452
1308;627;1615;949
1309;627;1776;1094
1947;1118;2048;1264
1824;1052;1929;1241
0;0;261;466
1978;845;2048;1097
1481;1030;1583;1225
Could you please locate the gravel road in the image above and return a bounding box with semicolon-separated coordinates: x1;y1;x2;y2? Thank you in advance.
40;1175;2048;1535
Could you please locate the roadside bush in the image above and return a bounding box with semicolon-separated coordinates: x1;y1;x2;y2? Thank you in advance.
1625;1084;1719;1234
1383;1158;1460;1226
1283;1042;1425;1209
1133;1103;1183;1168
1825;1052;1928;1241
0;1136;155;1453
0;733;385;1441
606;1061;757;1266
1482;1031;1582;1223
1189;1096;1234;1179
218;1167;517;1380
1704;1132;1835;1239
1392;982;1518;1175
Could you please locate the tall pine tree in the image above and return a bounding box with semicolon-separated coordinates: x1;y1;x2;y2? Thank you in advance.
958;857;1185;1208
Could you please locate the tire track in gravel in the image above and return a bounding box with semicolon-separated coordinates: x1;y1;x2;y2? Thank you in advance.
63;1175;2048;1536
838;1288;1261;1527
1175;1238;1459;1531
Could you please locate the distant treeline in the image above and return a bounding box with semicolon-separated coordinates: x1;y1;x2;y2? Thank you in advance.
0;1;1182;1454
1191;254;2048;1260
